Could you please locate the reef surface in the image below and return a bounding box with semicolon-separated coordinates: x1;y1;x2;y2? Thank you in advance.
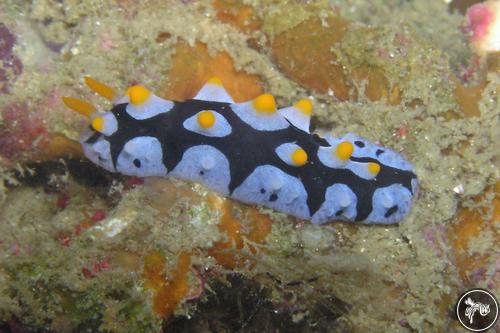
0;1;498;332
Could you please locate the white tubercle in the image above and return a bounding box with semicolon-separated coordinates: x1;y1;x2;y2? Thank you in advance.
269;175;284;191
201;155;216;170
231;93;290;131
278;99;312;133
194;77;234;103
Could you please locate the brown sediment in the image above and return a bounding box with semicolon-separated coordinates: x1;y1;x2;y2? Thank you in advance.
207;198;244;269
145;178;201;216
207;195;273;269
143;251;192;318
454;52;499;117
212;0;261;33
351;65;401;105
246;209;273;253
271;16;405;105
155;31;172;44
486;51;500;72
36;134;83;160
447;181;500;285
111;250;142;272
161;41;263;102
454;82;486;117
449;0;483;14
271;17;351;100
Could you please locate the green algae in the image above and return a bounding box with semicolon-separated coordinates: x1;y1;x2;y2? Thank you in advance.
329;0;472;74
0;0;498;332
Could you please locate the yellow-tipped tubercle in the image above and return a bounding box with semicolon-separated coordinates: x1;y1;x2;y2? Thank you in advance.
253;93;277;114
84;76;117;101
367;162;381;176
126;85;151;106
62;97;97;118
294;98;313;116
335;141;354;161
291;147;308;166
197;110;216;129
91;117;105;133
207;76;223;86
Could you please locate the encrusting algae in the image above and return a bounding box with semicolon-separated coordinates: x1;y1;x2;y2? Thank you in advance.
162;41;263;102
0;0;498;332
207;196;273;269
143;251;192;319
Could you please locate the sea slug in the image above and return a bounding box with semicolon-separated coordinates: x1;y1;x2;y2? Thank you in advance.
63;77;418;224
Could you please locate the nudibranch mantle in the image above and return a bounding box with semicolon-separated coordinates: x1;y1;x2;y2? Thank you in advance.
64;77;418;225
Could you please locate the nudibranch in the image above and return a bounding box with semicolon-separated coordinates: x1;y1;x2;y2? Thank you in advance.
63;76;418;224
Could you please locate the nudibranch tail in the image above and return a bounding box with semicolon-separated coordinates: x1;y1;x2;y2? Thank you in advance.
64;76;418;225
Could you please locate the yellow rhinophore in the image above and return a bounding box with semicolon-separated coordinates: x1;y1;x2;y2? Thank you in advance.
84;76;117;101
367;162;381;176
291;147;308;166
91;117;105;133
294;98;313;116
197;110;216;129
126;85;151;106
62;97;96;118
335;141;354;161
252;93;276;114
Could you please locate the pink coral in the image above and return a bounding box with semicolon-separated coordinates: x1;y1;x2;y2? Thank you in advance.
468;4;494;40
0;103;48;160
465;1;500;54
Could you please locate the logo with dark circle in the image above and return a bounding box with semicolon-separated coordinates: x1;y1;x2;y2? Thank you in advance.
456;289;498;332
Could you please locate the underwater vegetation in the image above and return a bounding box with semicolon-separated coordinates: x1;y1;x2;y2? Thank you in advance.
0;22;22;94
0;0;498;332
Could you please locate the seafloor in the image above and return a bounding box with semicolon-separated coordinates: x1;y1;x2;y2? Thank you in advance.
0;0;498;332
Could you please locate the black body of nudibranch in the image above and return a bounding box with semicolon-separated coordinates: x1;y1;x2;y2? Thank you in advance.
64;77;418;224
